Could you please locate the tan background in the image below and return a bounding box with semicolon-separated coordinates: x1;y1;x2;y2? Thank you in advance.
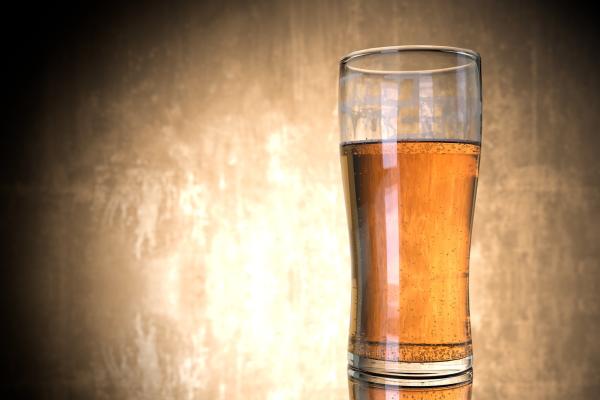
1;0;599;399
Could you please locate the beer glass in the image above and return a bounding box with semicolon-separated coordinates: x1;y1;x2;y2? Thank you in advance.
348;368;472;400
339;46;481;377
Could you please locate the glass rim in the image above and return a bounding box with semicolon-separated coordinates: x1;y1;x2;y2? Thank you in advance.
340;45;481;75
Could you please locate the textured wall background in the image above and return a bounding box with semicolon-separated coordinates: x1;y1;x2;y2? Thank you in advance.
1;0;599;399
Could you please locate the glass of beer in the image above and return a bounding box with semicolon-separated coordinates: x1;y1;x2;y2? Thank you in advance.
348;368;473;400
339;46;481;377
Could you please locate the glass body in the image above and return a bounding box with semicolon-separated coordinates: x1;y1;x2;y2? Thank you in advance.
348;368;472;400
339;46;482;377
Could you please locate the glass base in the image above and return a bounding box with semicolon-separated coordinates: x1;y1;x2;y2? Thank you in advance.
348;352;472;378
348;367;473;388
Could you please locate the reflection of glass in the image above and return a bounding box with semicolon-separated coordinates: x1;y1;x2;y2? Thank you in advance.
348;368;473;400
339;46;482;377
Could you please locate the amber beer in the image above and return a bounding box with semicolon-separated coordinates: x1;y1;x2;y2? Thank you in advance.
341;140;479;367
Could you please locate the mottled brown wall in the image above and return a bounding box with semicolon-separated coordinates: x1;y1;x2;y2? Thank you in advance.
1;0;599;399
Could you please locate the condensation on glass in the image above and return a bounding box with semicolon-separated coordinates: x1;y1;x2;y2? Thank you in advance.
339;46;482;377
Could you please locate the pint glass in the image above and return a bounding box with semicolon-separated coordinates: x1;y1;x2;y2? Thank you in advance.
339;46;481;377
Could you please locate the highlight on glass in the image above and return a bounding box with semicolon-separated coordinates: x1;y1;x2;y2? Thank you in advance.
339;46;482;377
